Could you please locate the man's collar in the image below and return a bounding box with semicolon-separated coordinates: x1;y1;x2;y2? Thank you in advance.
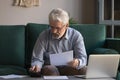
64;28;69;39
51;28;69;40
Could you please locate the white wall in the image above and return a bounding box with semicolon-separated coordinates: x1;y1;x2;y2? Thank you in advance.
0;0;82;25
0;0;96;25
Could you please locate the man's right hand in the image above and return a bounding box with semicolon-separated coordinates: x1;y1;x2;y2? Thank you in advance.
29;65;41;73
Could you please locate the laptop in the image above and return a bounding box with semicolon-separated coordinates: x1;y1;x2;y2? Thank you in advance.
75;54;120;79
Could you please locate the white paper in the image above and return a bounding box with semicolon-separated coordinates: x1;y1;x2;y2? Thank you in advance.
50;50;73;66
0;74;27;79
43;76;68;79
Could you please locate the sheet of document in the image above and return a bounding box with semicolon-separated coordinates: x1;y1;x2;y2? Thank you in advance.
43;76;68;79
0;74;27;79
50;50;73;66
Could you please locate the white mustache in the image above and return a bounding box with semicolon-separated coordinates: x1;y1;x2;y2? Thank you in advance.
52;33;61;39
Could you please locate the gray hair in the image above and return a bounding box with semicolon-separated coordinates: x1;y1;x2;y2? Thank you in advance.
49;8;69;25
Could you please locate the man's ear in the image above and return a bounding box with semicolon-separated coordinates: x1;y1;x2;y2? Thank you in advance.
66;23;69;27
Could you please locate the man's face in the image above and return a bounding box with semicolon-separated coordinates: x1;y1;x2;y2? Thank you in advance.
50;21;67;39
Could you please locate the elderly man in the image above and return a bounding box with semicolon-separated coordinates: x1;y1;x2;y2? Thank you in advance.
29;8;87;76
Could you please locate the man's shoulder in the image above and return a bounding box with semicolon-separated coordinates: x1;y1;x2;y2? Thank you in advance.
68;27;81;35
67;27;83;39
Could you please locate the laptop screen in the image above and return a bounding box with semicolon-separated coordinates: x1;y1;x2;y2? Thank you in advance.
86;54;120;79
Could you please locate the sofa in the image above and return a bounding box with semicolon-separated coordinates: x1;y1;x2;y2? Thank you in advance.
0;23;120;79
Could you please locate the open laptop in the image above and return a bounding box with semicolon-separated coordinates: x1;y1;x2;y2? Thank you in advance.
75;54;120;79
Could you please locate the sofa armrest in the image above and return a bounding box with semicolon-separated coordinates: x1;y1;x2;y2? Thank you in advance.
104;38;120;53
91;48;119;54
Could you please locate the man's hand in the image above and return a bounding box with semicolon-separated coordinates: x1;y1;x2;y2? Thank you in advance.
67;59;79;68
29;65;41;73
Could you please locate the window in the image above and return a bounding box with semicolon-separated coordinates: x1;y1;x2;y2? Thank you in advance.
98;0;120;38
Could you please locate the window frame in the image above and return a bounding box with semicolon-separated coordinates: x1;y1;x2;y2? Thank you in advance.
98;0;120;38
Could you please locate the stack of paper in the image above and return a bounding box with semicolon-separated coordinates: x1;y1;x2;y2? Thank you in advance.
43;76;68;79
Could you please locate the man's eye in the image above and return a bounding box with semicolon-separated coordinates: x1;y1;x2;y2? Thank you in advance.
51;26;55;28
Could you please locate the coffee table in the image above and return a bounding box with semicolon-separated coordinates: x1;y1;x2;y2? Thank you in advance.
0;76;116;80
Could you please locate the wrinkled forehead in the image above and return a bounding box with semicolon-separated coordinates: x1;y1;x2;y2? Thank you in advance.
49;20;63;27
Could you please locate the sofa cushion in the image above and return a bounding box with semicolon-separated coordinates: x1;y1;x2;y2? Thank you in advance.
70;24;106;55
25;23;106;67
0;25;25;67
0;65;27;75
25;23;49;68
